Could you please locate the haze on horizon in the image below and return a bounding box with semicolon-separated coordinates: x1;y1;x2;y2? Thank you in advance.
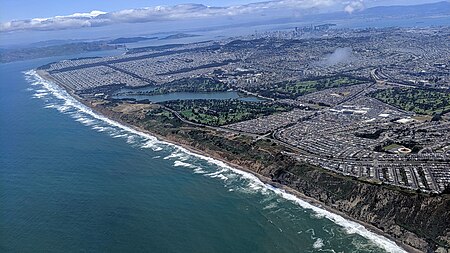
0;0;445;32
0;0;448;48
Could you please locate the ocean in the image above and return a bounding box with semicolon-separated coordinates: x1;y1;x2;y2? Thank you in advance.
0;52;406;253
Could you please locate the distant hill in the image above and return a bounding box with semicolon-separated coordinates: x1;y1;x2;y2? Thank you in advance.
29;39;82;47
358;1;450;17
108;36;157;44
159;33;200;40
0;41;119;63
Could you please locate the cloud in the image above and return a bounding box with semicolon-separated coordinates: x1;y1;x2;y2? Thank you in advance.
0;10;107;32
344;0;365;13
324;47;354;66
0;0;367;33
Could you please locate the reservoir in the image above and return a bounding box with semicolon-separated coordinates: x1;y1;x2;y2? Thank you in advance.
112;90;263;103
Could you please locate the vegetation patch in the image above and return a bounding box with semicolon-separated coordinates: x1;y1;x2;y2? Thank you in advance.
160;99;293;126
153;77;229;95
370;87;450;115
247;75;367;99
383;143;403;151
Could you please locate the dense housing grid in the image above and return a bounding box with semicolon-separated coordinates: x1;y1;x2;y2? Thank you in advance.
39;26;450;193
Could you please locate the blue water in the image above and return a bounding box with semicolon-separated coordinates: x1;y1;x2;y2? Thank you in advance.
0;52;406;252
113;91;263;103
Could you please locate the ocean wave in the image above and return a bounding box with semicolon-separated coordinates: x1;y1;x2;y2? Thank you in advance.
112;133;128;138
211;173;229;181
57;105;71;113
263;202;278;210
91;126;108;132
32;92;48;98
193;167;207;174
204;168;228;177
25;69;407;253
44;104;57;109
173;161;197;169
126;135;137;144
322;225;336;239
141;139;163;151
75;117;96;126
163;151;189;161
313;238;324;249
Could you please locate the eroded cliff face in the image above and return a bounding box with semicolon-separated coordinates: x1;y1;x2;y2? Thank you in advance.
266;165;450;252
202;148;450;252
96;102;450;253
161;129;450;252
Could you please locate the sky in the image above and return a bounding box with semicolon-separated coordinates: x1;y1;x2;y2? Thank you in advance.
0;0;257;22
0;0;446;33
0;0;442;21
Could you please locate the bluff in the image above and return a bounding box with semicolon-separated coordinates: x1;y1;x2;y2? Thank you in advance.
94;101;450;253
163;127;450;252
266;160;450;252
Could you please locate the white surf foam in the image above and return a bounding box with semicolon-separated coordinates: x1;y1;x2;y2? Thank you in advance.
173;161;197;169
126;135;137;144
193;167;207;174
112;133;128;138
25;69;407;253
92;126;108;132
313;238;324;249
141;139;163;151
75;117;96;126
32;92;48;98
263;202;278;210
163;151;189;161
205;168;228;177
211;174;229;181
44;104;57;109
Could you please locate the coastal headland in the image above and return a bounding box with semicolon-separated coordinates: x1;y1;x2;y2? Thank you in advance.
35;26;450;252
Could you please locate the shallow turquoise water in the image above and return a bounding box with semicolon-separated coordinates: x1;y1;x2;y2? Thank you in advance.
0;52;404;253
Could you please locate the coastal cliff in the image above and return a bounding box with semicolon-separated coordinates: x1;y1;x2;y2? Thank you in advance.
48;96;450;252
190;146;450;252
268;162;450;252
198;147;449;252
89;101;450;253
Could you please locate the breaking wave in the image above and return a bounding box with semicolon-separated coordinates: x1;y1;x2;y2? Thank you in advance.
24;69;407;253
313;238;325;249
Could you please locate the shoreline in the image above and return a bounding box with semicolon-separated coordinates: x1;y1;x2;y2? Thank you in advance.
34;69;421;253
108;117;421;253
